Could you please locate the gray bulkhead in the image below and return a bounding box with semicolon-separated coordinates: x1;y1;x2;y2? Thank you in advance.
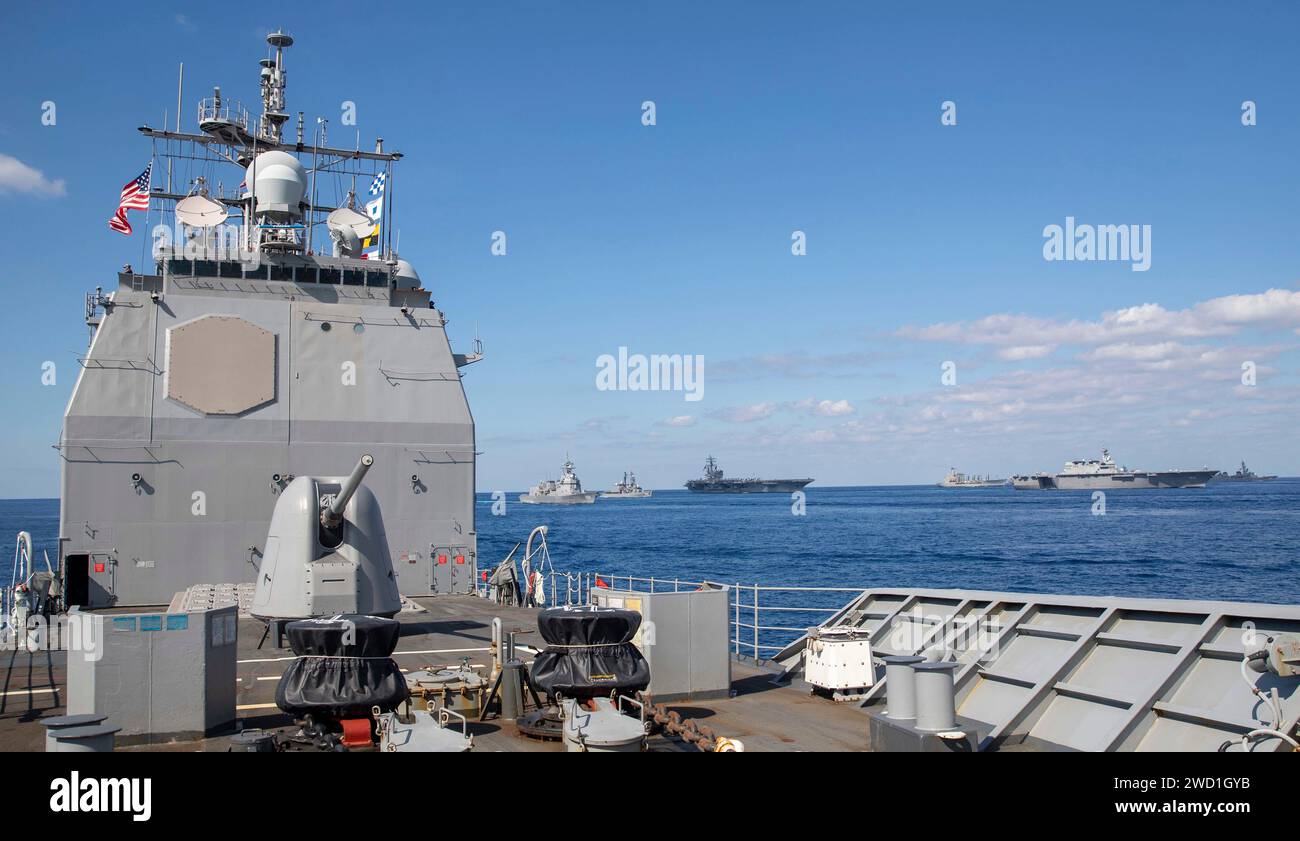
58;258;477;607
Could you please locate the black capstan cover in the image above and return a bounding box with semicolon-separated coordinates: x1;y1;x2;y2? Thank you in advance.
530;607;650;699
285;615;401;657
275;615;409;718
537;606;641;646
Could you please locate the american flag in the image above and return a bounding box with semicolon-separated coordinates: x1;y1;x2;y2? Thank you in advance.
108;162;152;235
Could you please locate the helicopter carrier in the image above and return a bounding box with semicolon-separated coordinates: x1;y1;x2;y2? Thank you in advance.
1052;449;1216;490
0;33;1297;756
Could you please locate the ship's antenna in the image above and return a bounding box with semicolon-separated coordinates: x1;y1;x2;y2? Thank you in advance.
176;62;184;133
260;30;293;143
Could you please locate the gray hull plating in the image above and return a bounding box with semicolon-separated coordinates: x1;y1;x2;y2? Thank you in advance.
59;269;478;607
518;494;597;504
685;480;812;493
1054;470;1215;490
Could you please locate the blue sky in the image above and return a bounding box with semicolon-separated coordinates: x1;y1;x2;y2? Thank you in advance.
2;1;1298;497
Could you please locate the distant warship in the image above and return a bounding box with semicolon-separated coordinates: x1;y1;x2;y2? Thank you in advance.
601;471;651;499
1010;472;1056;490
939;469;1007;488
1051;449;1215;490
520;459;598;504
1211;461;1278;482
684;456;813;494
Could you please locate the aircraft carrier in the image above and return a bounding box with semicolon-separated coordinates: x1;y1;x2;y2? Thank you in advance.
684;456;813;493
0;33;1295;758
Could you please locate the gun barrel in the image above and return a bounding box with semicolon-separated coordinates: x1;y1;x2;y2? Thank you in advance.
322;454;374;528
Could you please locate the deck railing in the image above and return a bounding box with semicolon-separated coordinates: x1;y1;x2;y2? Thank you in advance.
538;571;863;664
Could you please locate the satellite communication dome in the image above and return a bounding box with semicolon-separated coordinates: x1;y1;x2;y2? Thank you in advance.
175;194;229;228
244;151;307;217
326;207;374;256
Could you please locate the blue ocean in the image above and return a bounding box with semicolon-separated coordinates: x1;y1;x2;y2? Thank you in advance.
3;482;1297;606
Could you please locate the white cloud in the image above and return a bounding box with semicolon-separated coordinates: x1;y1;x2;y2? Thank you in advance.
711;402;778;423
998;345;1054;361
898;289;1300;352
0;154;66;197
813;399;855;416
659;415;696;427
1080;341;1185;362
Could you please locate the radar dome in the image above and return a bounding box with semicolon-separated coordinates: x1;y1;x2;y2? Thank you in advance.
244;151;307;217
394;259;421;291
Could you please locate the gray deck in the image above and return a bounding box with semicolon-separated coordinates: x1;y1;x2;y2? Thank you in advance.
0;595;872;752
773;588;1300;751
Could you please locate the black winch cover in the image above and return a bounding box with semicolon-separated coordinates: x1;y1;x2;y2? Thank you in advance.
285;614;401;657
275;615;409;718
530;607;650;699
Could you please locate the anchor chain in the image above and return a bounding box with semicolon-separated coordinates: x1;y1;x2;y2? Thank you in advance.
646;702;743;752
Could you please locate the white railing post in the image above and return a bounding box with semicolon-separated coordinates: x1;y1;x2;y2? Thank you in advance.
753;583;760;663
734;582;741;658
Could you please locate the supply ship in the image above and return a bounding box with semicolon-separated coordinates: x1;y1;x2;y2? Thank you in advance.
938;468;1007;488
684;456;813;493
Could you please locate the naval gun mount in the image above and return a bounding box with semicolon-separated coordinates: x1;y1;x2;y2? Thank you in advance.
251;454;402;622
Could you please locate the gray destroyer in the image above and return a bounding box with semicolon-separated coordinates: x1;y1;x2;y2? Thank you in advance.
601;471;651;499
1212;461;1278;482
57;31;481;607
519;459;598;504
684;456;812;493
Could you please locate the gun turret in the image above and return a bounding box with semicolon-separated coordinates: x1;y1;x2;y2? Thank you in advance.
322;454;374;529
251;451;400;621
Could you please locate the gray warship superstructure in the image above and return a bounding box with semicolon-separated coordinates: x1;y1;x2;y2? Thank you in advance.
1053;449;1216;490
519;458;598;504
57;32;481;608
601;471;651;499
684;456;813;493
